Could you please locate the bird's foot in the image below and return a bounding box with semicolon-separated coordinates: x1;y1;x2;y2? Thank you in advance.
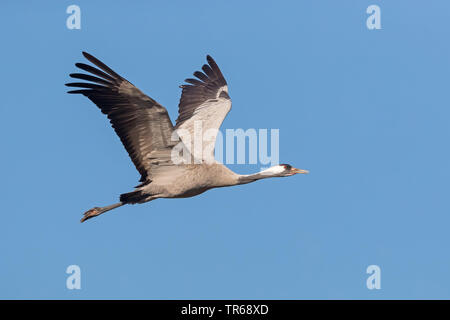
81;207;102;223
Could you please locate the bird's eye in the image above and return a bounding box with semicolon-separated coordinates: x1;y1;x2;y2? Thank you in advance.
281;164;291;170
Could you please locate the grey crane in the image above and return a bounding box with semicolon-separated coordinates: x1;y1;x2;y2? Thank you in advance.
66;52;308;222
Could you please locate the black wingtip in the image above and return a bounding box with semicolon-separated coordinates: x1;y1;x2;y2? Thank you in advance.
82;51;96;62
67;89;87;94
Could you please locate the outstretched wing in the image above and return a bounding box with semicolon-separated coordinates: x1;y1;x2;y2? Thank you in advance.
175;55;231;163
66;52;175;183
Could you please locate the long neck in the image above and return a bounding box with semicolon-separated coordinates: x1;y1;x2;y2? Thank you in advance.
211;165;281;187
236;171;278;185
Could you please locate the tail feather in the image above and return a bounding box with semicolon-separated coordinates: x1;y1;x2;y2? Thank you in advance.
120;190;145;204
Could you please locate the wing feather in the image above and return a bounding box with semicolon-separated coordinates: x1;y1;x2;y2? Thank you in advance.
67;52;176;182
175;55;231;163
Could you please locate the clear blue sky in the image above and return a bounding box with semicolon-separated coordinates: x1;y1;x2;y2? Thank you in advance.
1;0;450;299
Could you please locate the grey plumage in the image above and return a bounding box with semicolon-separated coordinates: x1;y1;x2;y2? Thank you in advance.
66;52;308;222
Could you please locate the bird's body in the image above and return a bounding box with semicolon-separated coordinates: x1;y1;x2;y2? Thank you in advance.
129;163;237;201
67;52;308;222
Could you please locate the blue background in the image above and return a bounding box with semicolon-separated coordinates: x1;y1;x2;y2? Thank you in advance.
1;0;449;299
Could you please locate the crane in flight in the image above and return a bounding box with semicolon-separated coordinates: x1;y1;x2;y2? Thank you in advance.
66;52;308;222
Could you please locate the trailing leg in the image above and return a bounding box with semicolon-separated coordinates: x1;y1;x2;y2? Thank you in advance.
81;202;124;223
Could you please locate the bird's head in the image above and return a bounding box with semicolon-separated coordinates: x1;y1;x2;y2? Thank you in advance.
260;164;309;177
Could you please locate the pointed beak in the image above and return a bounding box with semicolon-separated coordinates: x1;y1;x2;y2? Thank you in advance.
291;168;309;174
